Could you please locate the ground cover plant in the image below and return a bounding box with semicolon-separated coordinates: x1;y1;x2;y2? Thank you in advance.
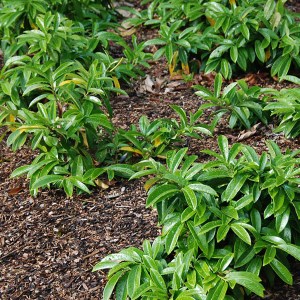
94;136;300;299
131;0;300;79
0;0;154;196
2;0;300;299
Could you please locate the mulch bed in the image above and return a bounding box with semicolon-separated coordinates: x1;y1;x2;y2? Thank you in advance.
2;1;300;299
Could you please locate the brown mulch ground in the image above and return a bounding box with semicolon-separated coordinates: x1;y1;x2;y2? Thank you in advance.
2;2;300;299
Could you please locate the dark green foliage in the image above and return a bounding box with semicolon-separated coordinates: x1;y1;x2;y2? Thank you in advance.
95;136;300;299
137;0;300;78
0;0;153;196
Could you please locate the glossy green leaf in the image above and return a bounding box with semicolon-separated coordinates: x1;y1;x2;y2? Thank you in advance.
182;186;197;210
147;184;179;207
127;265;142;298
31;175;64;189
188;183;217;196
231;223;251;245
270;258;293;285
103;271;125;300
225;271;264;297
276;243;300;261
222;174;247;202
263;246;276;266
207;280;228;300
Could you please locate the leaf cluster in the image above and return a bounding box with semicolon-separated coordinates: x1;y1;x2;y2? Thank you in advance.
195;73;269;129
95;136;300;299
135;0;300;78
0;0;153;196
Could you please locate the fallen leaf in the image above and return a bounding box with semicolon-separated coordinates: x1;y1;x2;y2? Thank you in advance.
95;179;109;189
144;75;155;93
120;27;136;37
238;123;262;141
8;186;23;196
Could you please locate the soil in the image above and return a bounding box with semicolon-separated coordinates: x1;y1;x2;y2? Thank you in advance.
1;1;300;299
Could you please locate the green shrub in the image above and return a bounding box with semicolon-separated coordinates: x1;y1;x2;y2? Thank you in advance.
0;0;152;196
118;106;216;160
195;73;269;129
139;0;300;78
94;136;300;299
263;84;300;138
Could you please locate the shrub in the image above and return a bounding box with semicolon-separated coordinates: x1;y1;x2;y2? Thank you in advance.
139;0;300;78
0;0;152;196
263;85;300;138
194;73;269;129
94;136;300;299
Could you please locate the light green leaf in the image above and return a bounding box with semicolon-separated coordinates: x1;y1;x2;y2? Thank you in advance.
199;220;222;235
147;184;179;207
188;183;217;196
217;224;230;242
214;73;223;98
165;223;184;254
276;243;300;261
103;271;125;300
150;268;167;291
222;174;247;202
182;186;197;210
127;265;142;298
207;280;228;300
32;175;64;189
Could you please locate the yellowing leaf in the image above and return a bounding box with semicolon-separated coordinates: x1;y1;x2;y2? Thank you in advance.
229;0;236;5
95;179;109;189
120;27;136;37
80;130;89;148
30;21;38;30
181;63;190;75
59;78;86;86
206;16;216;27
265;48;271;61
7;114;16;132
169;51;179;76
119;146;143;155
18;125;45;133
112;76;121;89
8;114;15;123
144;177;160;191
153;136;163;147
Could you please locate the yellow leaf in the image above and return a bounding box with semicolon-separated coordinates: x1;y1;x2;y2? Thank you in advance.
112;76;121;89
181;63;190;75
120;27;136;37
7;114;16;131
95;179;109;189
119;146;143;155
153;136;163;147
59;78;86;86
18;125;45;133
8;114;15;123
206;16;216;27
30;21;38;30
229;0;236;5
169;51;179;75
144;177;160;191
80;130;89;148
265;48;271;61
